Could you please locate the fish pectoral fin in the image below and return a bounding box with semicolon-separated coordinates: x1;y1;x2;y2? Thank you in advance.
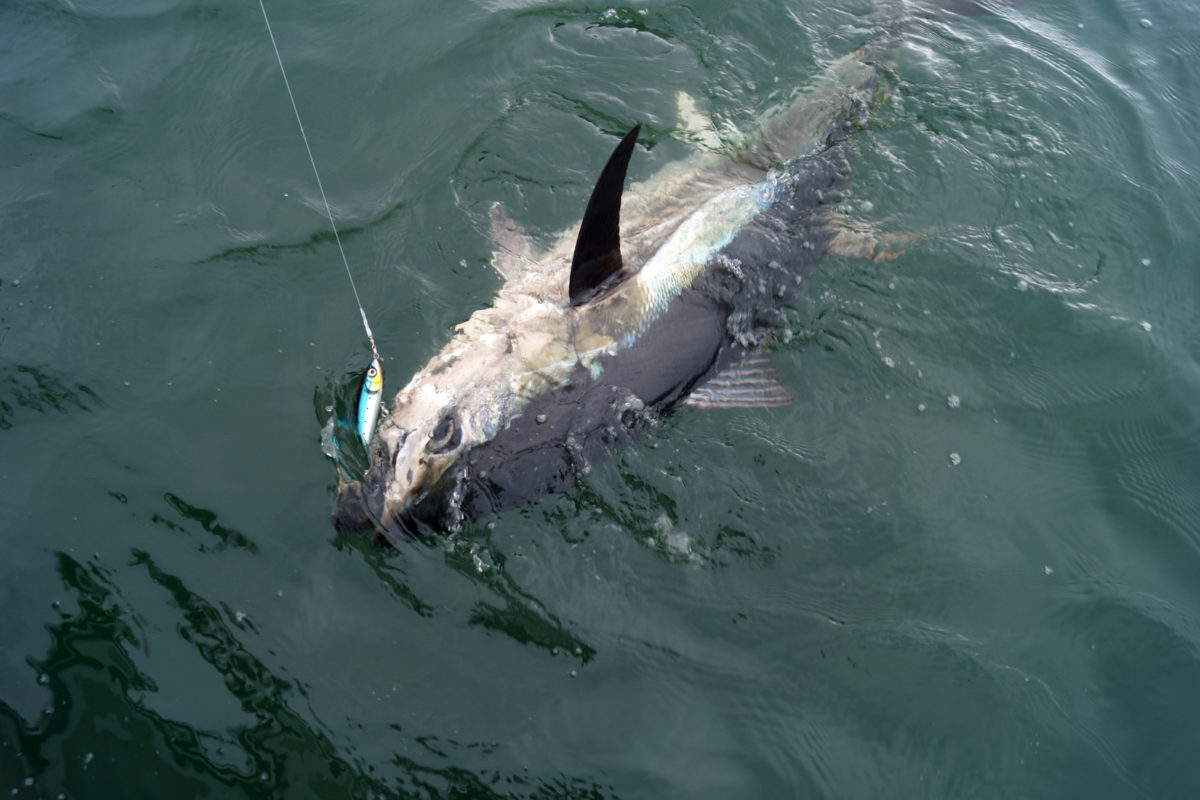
569;125;641;306
683;347;794;410
488;202;538;280
673;91;727;152
826;216;926;262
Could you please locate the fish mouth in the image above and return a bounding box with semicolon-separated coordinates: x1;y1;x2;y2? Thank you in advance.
332;421;420;543
331;478;433;545
344;425;445;544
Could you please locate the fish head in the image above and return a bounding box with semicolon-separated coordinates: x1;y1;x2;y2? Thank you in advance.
363;321;541;539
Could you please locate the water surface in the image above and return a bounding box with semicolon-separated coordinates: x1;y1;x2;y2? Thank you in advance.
2;0;1199;797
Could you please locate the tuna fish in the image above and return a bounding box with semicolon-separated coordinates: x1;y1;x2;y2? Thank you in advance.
332;39;915;541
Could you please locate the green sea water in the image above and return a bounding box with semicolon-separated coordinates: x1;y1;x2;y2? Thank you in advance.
3;0;1200;797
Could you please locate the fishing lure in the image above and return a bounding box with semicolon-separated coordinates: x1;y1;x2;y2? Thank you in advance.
357;358;383;447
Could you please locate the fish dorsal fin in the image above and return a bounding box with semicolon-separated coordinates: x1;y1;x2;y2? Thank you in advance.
683;347;794;409
569;124;641;306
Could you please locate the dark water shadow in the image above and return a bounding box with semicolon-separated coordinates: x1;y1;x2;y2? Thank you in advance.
547;458;783;568
441;537;597;665
0;363;103;430
457;553;599;666
333;533;437;619
2;551;393;798
150;492;260;554
345;532;598;667
2;550;622;799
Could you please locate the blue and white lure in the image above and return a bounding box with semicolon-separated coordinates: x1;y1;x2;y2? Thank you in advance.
357;358;384;447
259;0;385;450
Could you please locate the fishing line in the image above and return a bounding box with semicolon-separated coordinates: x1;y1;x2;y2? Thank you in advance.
257;0;380;365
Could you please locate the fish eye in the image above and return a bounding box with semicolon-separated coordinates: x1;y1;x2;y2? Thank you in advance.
427;413;461;454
